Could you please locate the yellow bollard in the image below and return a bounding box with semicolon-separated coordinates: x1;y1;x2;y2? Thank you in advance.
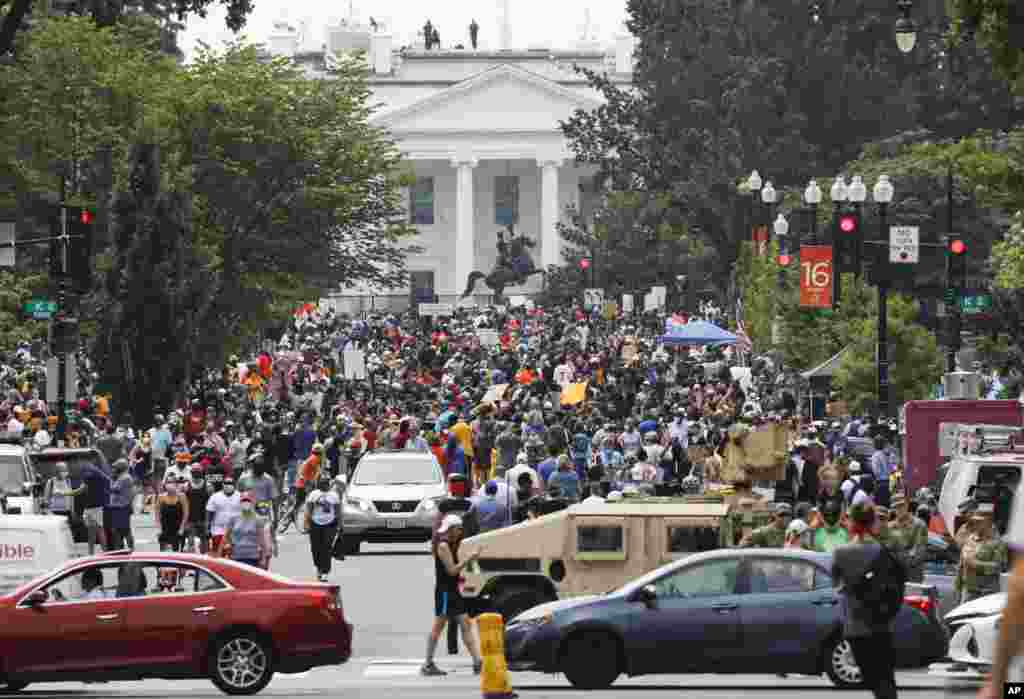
477;612;517;699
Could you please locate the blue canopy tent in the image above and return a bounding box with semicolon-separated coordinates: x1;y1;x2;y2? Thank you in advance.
659;320;738;346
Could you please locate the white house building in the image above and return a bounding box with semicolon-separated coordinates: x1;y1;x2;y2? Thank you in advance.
263;13;637;311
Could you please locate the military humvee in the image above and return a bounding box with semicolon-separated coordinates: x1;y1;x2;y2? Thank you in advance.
459;496;736;622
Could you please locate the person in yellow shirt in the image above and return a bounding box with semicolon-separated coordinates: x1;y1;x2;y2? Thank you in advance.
95;395;110;418
449;416;475;484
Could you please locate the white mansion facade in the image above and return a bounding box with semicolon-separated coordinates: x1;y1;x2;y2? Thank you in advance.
264;17;637;310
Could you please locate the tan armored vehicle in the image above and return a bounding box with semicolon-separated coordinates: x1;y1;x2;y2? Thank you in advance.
459;496;735;621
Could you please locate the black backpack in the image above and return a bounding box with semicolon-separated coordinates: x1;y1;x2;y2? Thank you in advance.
851;544;907;624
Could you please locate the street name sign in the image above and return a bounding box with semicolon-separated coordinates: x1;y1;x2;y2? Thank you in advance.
799;246;833;309
889;226;919;263
24;299;57;320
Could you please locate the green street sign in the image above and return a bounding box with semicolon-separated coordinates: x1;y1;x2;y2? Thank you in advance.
23;300;57;314
959;294;993;314
23;300;57;319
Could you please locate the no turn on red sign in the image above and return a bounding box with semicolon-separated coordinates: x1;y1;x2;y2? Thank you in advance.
889;226;919;263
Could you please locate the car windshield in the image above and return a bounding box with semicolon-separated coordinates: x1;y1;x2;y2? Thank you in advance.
0;453;27;493
354;457;441;485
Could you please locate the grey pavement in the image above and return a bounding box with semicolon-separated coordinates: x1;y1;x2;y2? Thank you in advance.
16;514;975;697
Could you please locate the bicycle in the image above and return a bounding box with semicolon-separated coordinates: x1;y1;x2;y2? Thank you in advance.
277;489;309;534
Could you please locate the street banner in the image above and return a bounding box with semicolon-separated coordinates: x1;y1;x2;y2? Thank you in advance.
477;329;499;347
343;349;366;380
799;245;833;308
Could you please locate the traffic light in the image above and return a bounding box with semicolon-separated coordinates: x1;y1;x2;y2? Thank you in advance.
777;253;791;266
946;237;967;353
578;258;590;270
67;206;94;293
835;209;862;276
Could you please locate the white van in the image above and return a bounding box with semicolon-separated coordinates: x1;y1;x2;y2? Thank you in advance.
0;515;84;596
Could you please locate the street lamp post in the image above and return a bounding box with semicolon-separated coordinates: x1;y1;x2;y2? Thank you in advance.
804;179;822;244
761;181;777;241
773;213;789;347
872;174;895;418
828;176;849;308
746;170;764;253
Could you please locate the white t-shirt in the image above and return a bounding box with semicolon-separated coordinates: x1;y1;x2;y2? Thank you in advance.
307;489;340;526
206;491;242;536
506;464;541;493
7;418;23;434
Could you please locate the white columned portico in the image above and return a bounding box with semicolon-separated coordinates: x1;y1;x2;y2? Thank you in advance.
538;158;562;270
452;157;478;294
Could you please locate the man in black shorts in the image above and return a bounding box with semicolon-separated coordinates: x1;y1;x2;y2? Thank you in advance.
421;514;483;677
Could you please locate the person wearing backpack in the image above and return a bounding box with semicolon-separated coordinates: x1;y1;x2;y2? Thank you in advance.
831;502;905;699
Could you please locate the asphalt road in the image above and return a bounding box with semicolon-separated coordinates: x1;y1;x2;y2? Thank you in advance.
9;515;980;698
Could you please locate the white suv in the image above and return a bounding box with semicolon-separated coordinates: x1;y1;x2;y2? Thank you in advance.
338;450;446;555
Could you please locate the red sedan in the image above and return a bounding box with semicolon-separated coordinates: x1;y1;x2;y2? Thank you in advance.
0;551;353;695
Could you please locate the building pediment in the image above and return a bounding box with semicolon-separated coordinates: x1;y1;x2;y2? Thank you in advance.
370;63;604;133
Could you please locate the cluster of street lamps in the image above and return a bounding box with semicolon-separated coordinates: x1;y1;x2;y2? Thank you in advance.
742;169;900;417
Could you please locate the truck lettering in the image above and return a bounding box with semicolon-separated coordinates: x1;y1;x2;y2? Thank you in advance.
0;543;35;561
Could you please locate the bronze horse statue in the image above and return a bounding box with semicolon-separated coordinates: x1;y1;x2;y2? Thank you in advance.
461;229;545;299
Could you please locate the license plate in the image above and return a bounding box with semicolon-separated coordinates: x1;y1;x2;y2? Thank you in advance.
385;519;406;529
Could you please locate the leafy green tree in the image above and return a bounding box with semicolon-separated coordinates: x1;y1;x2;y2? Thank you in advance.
1;0;254;59
832;293;943;414
0;270;49;349
948;0;1024;91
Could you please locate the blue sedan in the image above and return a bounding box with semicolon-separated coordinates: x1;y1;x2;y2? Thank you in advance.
504;548;947;689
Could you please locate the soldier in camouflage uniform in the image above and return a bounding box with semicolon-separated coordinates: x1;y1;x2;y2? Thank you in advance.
740;502;792;548
885;493;929;582
957;504;1009;605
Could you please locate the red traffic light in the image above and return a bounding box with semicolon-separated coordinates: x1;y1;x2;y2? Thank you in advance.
778;254;791;266
839;215;857;233
79;210;94;225
579;259;590;270
950;239;966;255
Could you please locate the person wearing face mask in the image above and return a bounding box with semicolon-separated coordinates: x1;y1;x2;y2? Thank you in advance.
812;500;850;553
222;493;271;568
42;461;85;524
207;477;241;556
184;466;210;553
305;476;341;581
107;459;136;551
156;477;189;552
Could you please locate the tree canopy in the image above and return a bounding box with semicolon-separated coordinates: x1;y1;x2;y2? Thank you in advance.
1;17;418;422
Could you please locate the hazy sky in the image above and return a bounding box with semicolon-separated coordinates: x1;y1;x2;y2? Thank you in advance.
180;0;629;60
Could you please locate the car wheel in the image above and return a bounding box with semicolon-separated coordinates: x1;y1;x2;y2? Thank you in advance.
1;680;29;692
824;636;864;689
494;587;549;624
209;632;275;696
562;631;620;690
340;535;361;556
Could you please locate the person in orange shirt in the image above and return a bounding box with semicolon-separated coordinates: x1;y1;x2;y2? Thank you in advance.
292;443;324;517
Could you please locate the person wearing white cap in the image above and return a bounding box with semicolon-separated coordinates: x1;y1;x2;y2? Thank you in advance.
422;514;483;677
784;520;809;549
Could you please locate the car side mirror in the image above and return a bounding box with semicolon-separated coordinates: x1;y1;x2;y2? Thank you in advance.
633;584;657;608
25;589;48;606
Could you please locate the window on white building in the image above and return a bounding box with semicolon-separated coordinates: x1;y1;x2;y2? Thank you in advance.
495;175;519;227
410;177;434;225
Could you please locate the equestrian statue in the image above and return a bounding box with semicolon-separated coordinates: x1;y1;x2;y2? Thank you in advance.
461;226;545;299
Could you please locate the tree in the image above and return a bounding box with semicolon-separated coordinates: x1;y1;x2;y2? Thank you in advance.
83;42;419;421
0;270;49;349
0;0;254;59
92;142;210;426
948;0;1024;91
559;0;1016;296
832;293;943;414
